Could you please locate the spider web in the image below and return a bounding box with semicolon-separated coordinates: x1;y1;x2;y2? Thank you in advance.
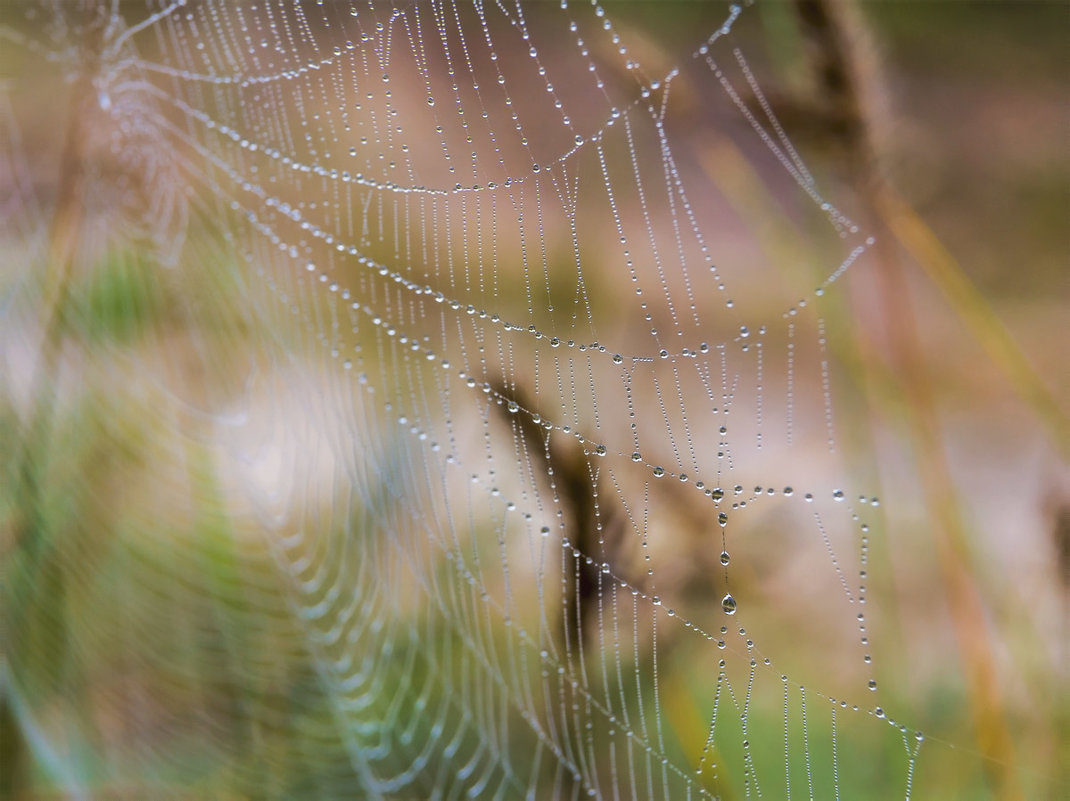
2;1;1038;799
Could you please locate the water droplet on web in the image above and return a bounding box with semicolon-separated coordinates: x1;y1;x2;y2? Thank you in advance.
721;594;737;615
631;452;642;462
868;679;878;691
652;466;665;478
720;550;730;565
613;353;623;364
833;489;845;501
507;401;519;414
718;512;727;527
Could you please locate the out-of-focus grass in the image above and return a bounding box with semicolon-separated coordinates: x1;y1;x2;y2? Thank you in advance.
65;251;167;345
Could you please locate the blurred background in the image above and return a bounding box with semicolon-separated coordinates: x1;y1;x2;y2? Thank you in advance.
2;1;1066;799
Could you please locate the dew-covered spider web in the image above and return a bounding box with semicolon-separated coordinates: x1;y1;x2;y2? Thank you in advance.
3;1;1058;799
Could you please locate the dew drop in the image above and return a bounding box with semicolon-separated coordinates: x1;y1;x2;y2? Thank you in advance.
721;594;737;615
652;466;665;478
720;550;730;566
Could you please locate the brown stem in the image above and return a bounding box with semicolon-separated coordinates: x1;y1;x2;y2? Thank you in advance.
792;1;1022;796
489;380;625;653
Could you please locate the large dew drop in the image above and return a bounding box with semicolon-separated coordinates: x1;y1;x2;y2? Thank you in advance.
721;594;737;615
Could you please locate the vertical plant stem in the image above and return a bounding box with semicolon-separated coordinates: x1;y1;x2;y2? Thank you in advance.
5;29;102;798
16;29;100;545
791;1;1022;796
